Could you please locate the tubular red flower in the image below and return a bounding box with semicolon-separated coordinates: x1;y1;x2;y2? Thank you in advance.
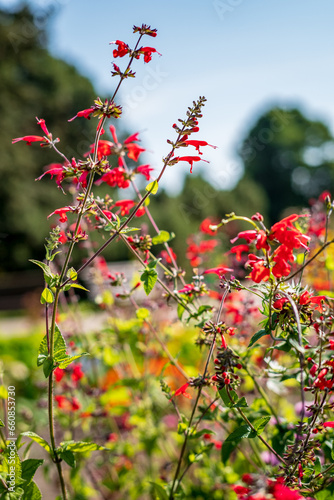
111;40;130;58
176;156;209;173
230;244;249;261
138;46;161;63
115;199;135;216
126;142;145;162
170;382;192;399
48;206;73;223
12;135;47;146
68;107;95;122
136;164;154;181
36;117;50;136
203;266;233;277
183;140;217;155
36;163;65;187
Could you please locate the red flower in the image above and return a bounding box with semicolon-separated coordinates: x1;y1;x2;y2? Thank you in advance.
183;139;217;154
48;206;73;223
36;117;50;136
68;107;95;122
270;214;310;250
36;163;65;187
199;218;218;235
136;164;154;181
138;46;161;63
12;135;48;146
246;254;270;283
160;249;177;264
97;167;130;189
231;230;257;244
273;297;289;310
176;156;209;173
230;244;249;261
115;199;135;216
55;395;81;412
171;382;192;399
88;140;114;159
54;367;65;382
126;142;145;162
58;231;67;244
203;266;233;277
71;364;84;383
323;421;334;428
111;40;130;58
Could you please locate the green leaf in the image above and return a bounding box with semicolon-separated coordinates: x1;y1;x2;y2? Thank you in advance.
61;441;107;453
288;337;305;354
145;180;159;195
21;459;44;483
21;432;51;456
58;450;76;468
57;353;88;369
69;283;89;292
314;456;321;475
149;482;169;500
42;357;54;378
152;231;170;245
188;428;214;440
29;259;53;278
53;326;67;362
40;287;54;304
0;418;4;427
177;303;186;320
140;268;158;296
218;387;238;408
248;329;269;348
252;416;271;434
22;481;41;500
221;425;251;463
235;397;248;408
66;267;77;281
4;488;25;499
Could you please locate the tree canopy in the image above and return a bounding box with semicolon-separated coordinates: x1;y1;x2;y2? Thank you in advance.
238;107;334;223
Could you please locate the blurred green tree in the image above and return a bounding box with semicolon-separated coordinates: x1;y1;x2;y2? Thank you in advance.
238;107;334;224
0;5;97;271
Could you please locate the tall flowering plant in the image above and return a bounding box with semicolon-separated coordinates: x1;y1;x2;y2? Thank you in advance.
1;22;334;500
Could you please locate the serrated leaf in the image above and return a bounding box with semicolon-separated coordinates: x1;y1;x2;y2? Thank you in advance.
57;353;88;369
145;180;159;195
53;326;67;362
61;441;107;453
248;329;269;348
22;481;41;500
40;288;54;305
221;424;251;463
29;259;53;278
140;269;158;296
152;231;170;245
21;459;44;483
149;482;169;500
58;450;76;468
253;416;271;434
235;397;248;408
21;432;51;456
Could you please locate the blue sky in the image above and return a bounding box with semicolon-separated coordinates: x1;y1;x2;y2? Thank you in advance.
3;0;334;192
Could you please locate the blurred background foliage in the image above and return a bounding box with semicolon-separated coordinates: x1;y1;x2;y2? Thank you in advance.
1;4;334;275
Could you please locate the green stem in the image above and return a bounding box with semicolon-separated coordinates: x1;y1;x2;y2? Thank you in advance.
48;289;68;500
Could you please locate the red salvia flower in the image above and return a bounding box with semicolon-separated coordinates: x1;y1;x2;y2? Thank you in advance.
111;40;130;58
68;107;95;122
115;199;135;216
36;163;65;187
48;206;73;223
138;46;161;63
183;139;217;154
203;266;233;277
36;117;50;136
12;135;48;146
230;244;249;261
199;218;218;235
170;382;192;399
136;164;154;181
176;156;209;173
126;142;145;162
